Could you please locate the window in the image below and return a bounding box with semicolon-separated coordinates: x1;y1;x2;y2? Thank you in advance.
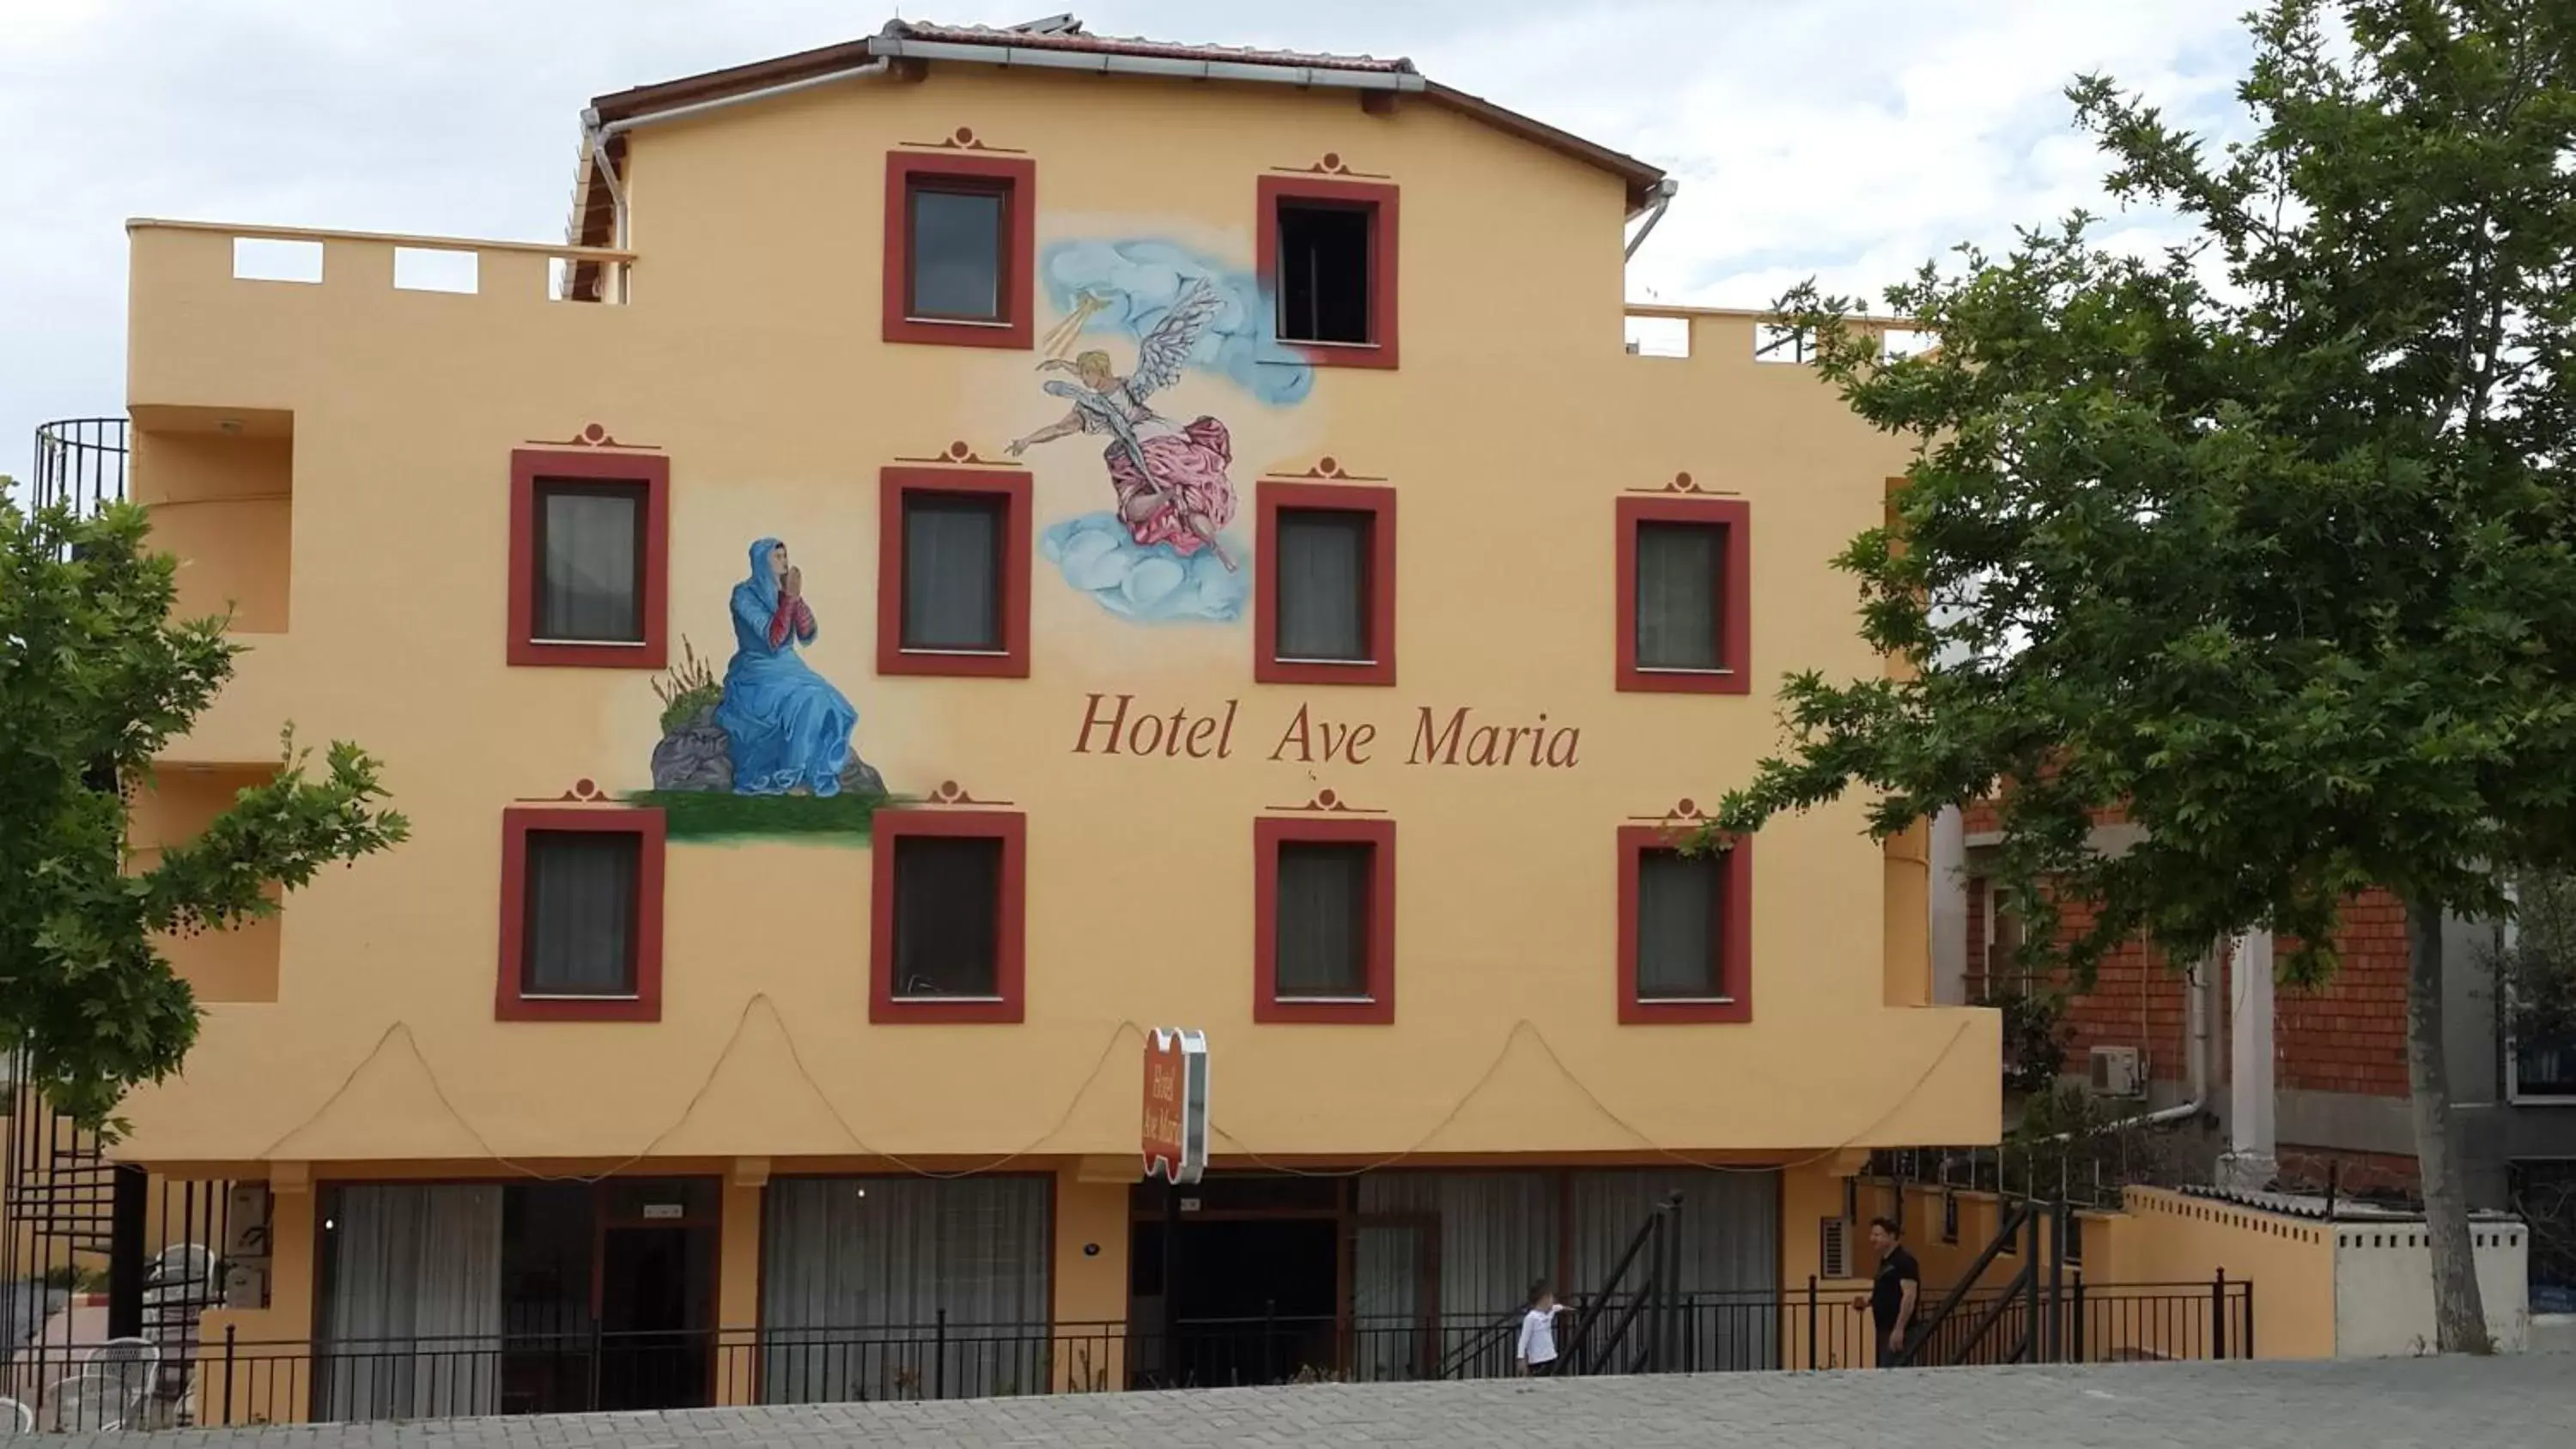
1258;176;1398;368
1616;826;1751;1023
507;450;669;669
870;809;1025;1023
1615;496;1750;694
876;468;1031;677
884;153;1035;350
1255;817;1395;1023
1255;482;1396;686
496;808;665;1022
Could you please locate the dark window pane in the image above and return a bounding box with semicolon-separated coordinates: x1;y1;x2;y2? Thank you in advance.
1277;203;1374;344
523;832;641;997
901;494;1005;651
894;836;1002;997
534;483;644;643
909;186;1005;321
1275;841;1371;997
1275;509;1370;661
1636;848;1722;998
1635;521;1722;670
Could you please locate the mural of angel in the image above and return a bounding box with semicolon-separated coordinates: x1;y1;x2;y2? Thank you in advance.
1008;281;1236;570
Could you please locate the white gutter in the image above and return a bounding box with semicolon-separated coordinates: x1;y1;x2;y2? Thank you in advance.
866;37;1428;92
1625;179;1680;261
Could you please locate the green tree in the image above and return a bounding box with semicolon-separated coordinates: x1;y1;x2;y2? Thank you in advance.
1712;0;2576;1352
1;492;406;1129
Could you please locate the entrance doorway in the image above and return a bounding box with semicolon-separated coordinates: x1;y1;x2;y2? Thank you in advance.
1127;1176;1358;1388
597;1219;715;1411
1171;1218;1338;1384
487;1177;719;1415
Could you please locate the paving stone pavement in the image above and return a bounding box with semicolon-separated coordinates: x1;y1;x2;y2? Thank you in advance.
63;1357;2571;1448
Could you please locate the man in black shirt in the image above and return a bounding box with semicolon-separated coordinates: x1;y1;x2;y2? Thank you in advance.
1858;1216;1919;1366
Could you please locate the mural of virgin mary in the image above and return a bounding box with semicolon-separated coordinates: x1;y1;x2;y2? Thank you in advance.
714;537;859;796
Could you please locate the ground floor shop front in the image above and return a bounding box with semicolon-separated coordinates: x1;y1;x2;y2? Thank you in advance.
177;1156;1867;1424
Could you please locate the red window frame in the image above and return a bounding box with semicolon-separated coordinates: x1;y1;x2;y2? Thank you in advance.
507;449;670;670
495;806;666;1023
1255;481;1397;687
1615;495;1751;694
1616;826;1752;1024
1257;175;1400;369
884;152;1036;350
875;467;1033;678
1254;816;1396;1025
870;809;1027;1024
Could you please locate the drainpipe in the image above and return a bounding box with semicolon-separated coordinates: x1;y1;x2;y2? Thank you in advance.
2045;940;2219;1142
1927;806;1969;1005
1625;179;1681;261
2218;930;2280;1191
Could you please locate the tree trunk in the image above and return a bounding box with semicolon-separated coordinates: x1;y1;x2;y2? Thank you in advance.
2406;898;2492;1354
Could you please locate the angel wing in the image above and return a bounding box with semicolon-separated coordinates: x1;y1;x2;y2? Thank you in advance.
1130;281;1224;401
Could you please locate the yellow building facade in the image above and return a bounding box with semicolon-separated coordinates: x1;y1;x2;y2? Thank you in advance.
109;18;1995;1417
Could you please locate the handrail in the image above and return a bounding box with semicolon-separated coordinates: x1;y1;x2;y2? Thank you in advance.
1897;1197;2032;1367
1937;1259;2035;1366
125;217;638;264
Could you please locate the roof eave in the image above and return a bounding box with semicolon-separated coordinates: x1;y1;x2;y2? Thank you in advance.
1419;82;1665;214
574;41;1669;235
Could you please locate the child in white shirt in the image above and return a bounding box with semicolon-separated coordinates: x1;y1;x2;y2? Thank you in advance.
1517;1279;1562;1375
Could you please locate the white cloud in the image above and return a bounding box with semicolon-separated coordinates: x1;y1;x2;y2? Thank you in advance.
0;0;2256;482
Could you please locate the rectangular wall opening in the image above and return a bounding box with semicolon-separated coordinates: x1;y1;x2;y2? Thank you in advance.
130;407;295;633
131;764;285;1003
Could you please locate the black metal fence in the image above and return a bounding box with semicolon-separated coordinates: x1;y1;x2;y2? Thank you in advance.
29;416;128;517
0;1278;2254;1431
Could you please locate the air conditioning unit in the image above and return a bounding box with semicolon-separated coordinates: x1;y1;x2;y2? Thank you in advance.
2088;1045;2145;1098
1819;1216;1850;1279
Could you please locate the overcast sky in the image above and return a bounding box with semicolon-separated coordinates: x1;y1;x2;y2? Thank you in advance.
0;0;2257;485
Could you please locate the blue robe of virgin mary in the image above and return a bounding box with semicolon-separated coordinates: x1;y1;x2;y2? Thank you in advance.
715;538;860;796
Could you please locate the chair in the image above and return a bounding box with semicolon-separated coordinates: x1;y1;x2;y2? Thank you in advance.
63;1338;160;1431
0;1397;33;1436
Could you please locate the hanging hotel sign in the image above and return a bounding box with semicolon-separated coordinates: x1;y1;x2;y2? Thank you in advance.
1142;1028;1210;1185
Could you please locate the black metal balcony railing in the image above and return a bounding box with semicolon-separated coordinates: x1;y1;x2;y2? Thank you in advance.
0;1279;2252;1432
30;416;128;518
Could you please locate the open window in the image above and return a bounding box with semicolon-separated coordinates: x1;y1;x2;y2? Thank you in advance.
496;808;665;1022
1259;177;1398;368
871;809;1026;1023
1615;495;1749;694
1255;817;1395;1024
884;153;1035;350
507;449;669;669
1616;827;1751;1023
1256;482;1396;686
876;467;1032;677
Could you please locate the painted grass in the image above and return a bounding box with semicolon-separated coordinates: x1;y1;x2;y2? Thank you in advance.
630;788;890;843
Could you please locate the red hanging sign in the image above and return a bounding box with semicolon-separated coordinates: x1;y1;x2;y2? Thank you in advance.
1142;1028;1209;1185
